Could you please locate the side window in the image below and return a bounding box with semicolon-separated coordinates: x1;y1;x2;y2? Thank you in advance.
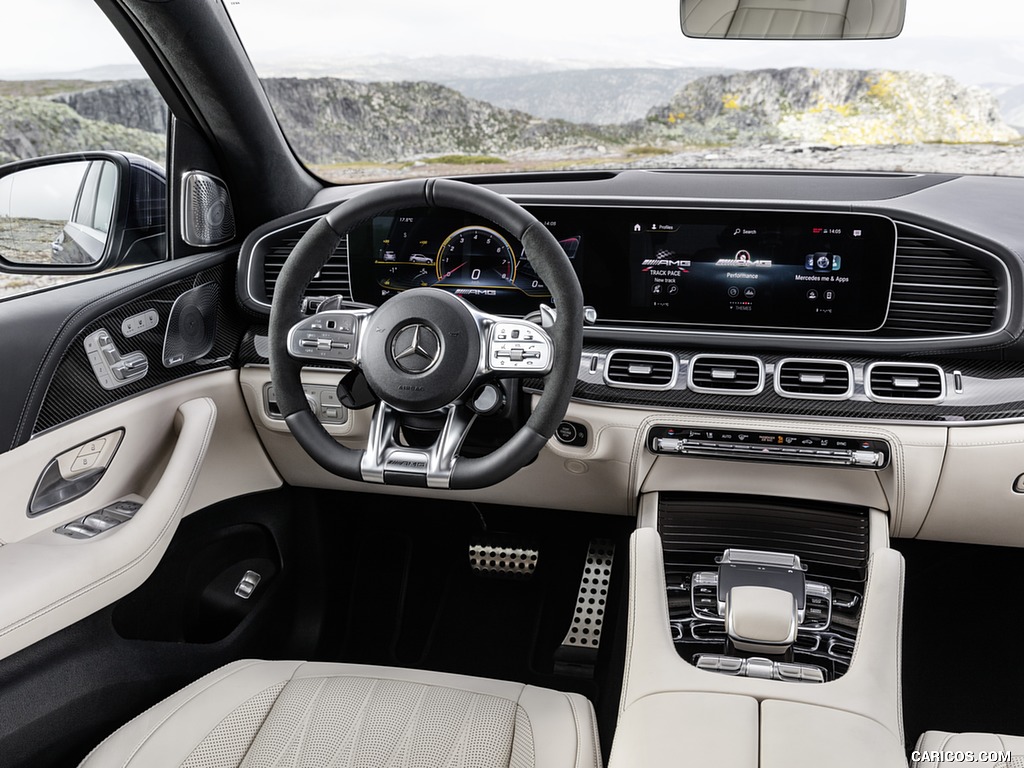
0;3;168;299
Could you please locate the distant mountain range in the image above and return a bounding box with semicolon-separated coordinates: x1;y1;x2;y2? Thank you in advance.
443;68;729;124
1;67;1019;168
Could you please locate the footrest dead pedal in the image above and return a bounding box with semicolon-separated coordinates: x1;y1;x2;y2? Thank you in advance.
554;539;615;678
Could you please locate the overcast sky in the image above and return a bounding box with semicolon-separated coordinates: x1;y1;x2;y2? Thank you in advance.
1;0;1022;84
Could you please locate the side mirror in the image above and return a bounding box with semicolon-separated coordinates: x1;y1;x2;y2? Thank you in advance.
0;152;166;275
680;0;906;39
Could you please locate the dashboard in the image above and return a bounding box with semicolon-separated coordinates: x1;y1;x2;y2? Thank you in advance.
234;168;1024;544
346;206;898;333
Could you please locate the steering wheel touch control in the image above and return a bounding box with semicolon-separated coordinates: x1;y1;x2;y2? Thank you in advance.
269;178;584;490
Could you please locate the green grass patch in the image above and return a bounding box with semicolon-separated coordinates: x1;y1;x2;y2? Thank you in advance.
422;154;506;165
628;145;671;156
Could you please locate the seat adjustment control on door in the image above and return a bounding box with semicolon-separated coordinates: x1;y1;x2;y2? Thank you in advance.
84;328;149;390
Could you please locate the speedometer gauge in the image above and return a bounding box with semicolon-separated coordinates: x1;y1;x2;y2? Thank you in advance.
436;226;517;287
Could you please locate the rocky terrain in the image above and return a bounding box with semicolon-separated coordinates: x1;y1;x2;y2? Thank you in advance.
260;78;608;165
0;94;164;165
644;68;1019;146
50;80;167;134
2;67;1020;169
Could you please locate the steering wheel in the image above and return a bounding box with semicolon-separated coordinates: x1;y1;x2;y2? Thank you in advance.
268;178;583;490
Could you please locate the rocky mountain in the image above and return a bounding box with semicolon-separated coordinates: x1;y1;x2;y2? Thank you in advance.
260;78;610;165
0;95;164;165
443;68;729;125
645;68;1020;146
49;80;167;134
2;67;1021;171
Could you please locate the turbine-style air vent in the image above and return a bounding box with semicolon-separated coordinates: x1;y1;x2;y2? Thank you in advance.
604;350;677;389
688;354;764;395
865;362;945;403
775;359;853;400
258;223;351;304
882;228;999;337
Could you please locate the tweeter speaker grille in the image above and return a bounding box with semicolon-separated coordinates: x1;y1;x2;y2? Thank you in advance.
181;171;235;247
162;282;218;367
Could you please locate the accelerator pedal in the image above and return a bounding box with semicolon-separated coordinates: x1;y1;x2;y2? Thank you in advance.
468;537;539;579
554;539;615;678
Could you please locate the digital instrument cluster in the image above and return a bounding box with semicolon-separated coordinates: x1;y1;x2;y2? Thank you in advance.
347;207;581;316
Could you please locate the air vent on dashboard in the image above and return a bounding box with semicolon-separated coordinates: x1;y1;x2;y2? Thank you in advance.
775;359;853;400
259;224;351;304
604;350;677;389
865;362;945;403
881;229;999;337
688;354;764;395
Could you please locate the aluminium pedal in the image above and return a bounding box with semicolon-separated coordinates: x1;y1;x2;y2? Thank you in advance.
554;539;615;677
468;538;539;578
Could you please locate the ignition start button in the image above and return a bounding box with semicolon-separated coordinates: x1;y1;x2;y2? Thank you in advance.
555;421;588;447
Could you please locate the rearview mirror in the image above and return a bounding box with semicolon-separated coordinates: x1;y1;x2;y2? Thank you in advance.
680;0;906;39
0;152;166;275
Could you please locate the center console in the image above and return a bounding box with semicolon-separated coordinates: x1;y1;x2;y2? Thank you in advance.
659;494;868;684
609;490;907;767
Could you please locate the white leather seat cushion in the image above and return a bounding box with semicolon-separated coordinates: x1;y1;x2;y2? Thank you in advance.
79;660;601;768
914;731;1024;766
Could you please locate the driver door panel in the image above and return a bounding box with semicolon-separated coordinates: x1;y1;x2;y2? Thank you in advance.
0;253;281;662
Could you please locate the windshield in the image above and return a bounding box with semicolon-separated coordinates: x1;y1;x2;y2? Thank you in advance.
224;0;1023;183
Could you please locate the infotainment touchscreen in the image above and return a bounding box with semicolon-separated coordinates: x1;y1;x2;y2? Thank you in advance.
627;210;897;332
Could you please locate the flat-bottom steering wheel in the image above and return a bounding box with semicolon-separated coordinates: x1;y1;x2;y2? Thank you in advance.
268;178;583;490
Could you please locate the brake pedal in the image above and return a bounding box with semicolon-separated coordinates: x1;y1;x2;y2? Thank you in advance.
555;539;615;677
468;538;539;578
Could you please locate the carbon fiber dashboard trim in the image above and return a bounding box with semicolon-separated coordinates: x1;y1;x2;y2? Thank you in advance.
32;266;245;435
528;345;1024;423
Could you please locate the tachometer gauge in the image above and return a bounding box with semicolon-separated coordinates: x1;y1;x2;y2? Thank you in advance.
436;226;516;287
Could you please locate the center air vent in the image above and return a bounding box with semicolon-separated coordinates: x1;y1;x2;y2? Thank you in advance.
882;227;1000;337
257;222;351;305
688;354;764;395
865;362;946;403
775;359;853;400
604;350;677;389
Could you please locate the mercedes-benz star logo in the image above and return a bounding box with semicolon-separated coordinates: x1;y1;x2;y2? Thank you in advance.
391;324;441;374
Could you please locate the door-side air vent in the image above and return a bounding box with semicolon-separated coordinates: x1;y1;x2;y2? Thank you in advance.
257;223;351;304
604;350;677;389
774;359;853;400
881;228;1000;337
865;362;946;403
688;354;764;395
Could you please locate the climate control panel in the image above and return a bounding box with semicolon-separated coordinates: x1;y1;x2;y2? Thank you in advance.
649;425;889;469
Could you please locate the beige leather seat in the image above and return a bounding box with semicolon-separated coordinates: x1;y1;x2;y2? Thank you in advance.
913;731;1024;766
79;660;601;768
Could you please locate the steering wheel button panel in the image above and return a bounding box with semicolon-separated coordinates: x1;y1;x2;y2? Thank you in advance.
488;322;552;372
287;309;370;363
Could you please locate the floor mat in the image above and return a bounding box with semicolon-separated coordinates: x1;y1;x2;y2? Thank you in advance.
896;538;1024;745
308;492;632;759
